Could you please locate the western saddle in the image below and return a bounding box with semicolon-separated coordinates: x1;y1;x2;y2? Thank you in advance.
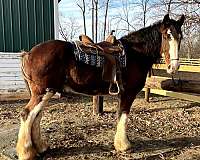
79;31;124;95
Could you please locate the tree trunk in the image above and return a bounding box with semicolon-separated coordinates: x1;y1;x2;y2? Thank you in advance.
94;0;98;43
92;0;94;40
103;0;110;40
77;0;86;35
167;0;172;14
83;0;86;35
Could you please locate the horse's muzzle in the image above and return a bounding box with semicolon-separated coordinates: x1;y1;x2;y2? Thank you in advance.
167;60;180;75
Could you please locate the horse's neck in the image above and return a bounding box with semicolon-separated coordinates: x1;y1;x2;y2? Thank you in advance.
125;51;154;76
121;24;162;58
121;38;161;67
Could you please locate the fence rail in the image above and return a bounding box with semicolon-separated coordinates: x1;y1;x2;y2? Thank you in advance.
160;58;200;66
179;58;200;66
146;58;200;103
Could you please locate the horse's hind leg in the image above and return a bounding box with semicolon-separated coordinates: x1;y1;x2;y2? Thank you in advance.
31;111;48;154
16;90;54;160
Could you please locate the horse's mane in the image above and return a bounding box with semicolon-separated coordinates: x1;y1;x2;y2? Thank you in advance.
120;21;163;63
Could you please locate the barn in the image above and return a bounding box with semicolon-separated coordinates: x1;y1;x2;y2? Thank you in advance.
0;0;60;91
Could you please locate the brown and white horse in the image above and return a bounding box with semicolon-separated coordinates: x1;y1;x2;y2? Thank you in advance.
16;14;185;160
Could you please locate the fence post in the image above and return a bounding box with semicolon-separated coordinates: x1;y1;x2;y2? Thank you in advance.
93;96;103;115
145;70;152;102
145;88;150;102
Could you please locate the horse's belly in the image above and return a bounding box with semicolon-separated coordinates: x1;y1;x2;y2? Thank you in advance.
62;83;109;96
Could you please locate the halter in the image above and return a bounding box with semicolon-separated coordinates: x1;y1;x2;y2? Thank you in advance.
170;58;179;61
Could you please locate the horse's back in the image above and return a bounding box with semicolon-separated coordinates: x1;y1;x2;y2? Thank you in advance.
28;40;73;68
30;40;71;58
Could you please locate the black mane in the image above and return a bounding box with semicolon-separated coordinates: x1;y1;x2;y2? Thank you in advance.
120;21;163;63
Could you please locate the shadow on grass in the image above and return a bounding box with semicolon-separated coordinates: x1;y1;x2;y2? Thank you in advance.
134;102;200;114
39;144;114;159
130;136;200;159
133;136;200;152
37;136;200;159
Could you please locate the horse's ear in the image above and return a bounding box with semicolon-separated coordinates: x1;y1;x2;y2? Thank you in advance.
177;15;185;26
160;14;170;32
163;14;170;25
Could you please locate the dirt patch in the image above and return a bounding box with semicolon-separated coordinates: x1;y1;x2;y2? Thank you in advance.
0;92;200;160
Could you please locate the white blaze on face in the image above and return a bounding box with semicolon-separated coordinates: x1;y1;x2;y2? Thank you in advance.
167;29;180;74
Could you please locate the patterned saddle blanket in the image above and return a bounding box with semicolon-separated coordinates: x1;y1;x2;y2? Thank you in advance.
72;41;126;68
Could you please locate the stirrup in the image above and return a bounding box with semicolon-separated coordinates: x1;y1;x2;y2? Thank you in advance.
109;81;120;96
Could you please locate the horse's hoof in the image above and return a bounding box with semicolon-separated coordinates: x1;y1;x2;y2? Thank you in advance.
16;146;37;160
114;140;132;152
38;146;50;158
36;141;49;154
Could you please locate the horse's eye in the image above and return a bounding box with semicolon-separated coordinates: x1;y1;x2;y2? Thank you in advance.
166;29;172;40
167;33;172;40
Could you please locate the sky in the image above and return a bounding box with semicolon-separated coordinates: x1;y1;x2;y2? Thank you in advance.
58;0;145;40
58;0;174;40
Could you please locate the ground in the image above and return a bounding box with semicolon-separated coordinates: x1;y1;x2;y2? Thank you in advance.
0;92;200;160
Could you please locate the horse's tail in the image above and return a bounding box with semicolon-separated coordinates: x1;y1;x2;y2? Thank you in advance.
21;51;31;96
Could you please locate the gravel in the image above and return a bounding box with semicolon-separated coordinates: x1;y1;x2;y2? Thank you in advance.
0;92;200;160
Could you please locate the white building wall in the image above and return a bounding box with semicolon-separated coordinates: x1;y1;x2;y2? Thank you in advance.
0;52;25;91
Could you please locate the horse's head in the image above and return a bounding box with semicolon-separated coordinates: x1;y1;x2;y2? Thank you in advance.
160;14;185;75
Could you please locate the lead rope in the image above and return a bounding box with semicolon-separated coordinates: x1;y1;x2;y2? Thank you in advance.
171;72;183;90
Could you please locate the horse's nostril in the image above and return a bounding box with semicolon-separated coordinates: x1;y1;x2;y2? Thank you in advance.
167;64;171;70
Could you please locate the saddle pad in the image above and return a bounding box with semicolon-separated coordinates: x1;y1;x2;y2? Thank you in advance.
72;41;126;68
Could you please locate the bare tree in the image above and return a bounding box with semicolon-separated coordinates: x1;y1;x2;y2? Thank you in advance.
122;0;131;30
94;0;98;42
77;0;87;35
59;17;81;40
166;0;172;13
103;0;110;39
91;0;95;40
134;0;152;27
174;0;199;58
141;0;151;27
158;0;173;14
112;0;136;36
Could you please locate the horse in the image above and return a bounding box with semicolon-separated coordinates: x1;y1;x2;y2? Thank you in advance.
16;14;185;160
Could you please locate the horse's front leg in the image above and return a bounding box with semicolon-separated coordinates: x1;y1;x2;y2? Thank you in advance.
16;91;54;160
114;93;135;152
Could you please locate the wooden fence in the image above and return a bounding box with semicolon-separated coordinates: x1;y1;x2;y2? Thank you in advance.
144;58;200;103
